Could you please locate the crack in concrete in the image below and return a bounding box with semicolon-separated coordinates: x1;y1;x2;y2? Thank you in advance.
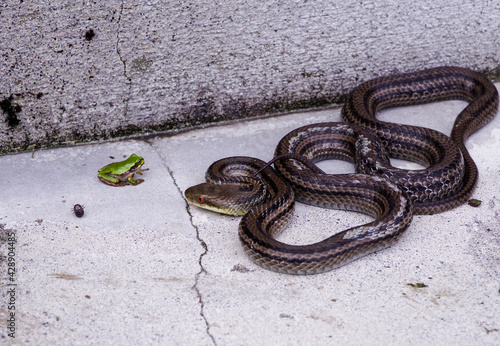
115;2;130;81
148;142;216;345
115;1;132;117
172;176;217;345
188;213;217;346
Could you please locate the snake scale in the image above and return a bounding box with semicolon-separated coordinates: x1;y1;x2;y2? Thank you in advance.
185;66;498;275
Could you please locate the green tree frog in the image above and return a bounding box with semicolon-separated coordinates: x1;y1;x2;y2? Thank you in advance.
97;154;149;186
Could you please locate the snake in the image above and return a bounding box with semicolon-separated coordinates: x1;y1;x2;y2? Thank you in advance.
185;66;499;275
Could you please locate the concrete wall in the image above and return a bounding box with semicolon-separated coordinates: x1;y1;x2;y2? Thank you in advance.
1;0;499;152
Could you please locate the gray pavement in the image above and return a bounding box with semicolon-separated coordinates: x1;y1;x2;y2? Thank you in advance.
1;89;500;344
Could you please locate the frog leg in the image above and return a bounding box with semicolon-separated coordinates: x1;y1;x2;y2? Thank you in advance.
135;168;150;176
127;173;144;185
98;174;128;187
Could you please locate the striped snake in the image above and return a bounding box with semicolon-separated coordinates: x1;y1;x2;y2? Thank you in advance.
185;66;498;275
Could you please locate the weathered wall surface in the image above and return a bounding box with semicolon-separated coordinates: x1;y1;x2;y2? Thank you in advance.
1;0;499;152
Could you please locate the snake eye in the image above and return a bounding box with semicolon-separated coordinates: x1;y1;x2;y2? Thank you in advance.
197;196;206;204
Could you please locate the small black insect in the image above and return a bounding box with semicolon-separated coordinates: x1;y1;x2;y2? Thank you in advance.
72;204;85;218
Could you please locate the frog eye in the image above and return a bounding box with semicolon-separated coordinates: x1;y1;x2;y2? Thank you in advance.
197;196;206;204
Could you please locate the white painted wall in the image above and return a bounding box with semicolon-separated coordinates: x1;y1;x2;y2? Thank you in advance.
1;0;499;151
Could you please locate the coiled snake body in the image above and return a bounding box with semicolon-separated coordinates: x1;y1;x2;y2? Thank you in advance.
185;66;498;275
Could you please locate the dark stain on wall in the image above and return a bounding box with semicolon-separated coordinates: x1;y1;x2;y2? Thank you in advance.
0;95;22;127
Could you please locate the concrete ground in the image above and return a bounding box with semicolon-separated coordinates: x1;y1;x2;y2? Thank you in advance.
1;86;499;345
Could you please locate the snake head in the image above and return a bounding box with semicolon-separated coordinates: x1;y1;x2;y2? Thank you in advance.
184;179;267;216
